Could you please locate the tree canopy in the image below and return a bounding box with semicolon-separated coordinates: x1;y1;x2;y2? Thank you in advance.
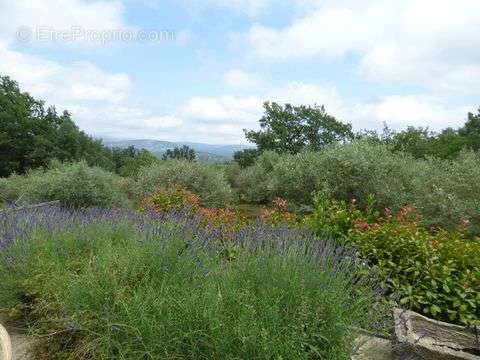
244;102;353;155
0;76;157;177
358;109;480;159
162;145;197;161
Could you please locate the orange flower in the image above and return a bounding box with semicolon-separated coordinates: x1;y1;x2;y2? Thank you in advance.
354;219;369;231
272;197;288;211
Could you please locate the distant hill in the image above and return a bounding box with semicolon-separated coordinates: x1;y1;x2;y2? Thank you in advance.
102;139;254;162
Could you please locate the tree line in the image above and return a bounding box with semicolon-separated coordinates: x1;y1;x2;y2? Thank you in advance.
0;76;196;178
1;74;479;176
234;102;480;166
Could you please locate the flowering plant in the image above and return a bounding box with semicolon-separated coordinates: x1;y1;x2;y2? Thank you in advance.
260;197;298;225
140;187;201;215
306;195;480;326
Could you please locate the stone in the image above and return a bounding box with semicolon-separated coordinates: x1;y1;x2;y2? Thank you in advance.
394;308;480;360
352;335;395;360
0;323;12;360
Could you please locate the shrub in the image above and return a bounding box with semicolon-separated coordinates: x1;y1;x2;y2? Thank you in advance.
131;160;233;207
411;151;480;232
0;206;386;359
234;151;282;203
306;197;480;326
234;141;480;233
198;206;247;242
0;161;127;208
259;197;298;225
140;187;201;215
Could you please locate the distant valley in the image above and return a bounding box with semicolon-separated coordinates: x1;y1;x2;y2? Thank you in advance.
103;139;254;162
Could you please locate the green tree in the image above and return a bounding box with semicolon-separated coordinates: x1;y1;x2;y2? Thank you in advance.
0;75;119;177
459;108;480;151
162;145;196;161
244;102;353;154
111;146;158;177
389;127;435;158
0;76;44;176
233;148;260;168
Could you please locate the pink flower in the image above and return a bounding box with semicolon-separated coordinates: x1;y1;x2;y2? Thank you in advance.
459;218;470;228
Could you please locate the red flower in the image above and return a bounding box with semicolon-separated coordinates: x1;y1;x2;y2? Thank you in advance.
459;218;470;228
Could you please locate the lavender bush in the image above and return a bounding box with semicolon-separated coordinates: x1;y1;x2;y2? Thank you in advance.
0;205;387;359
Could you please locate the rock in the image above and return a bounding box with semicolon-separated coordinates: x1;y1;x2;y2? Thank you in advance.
394;308;480;360
0;317;32;360
352;335;395;360
0;323;12;360
9;334;32;360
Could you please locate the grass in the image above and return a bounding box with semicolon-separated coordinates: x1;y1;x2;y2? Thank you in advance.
0;207;386;359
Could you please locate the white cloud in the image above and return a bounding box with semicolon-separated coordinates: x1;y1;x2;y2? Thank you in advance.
224;69;265;90
0;0;126;44
244;0;480;91
174;83;471;143
268;82;342;111
0;38;471;143
348;95;470;131
0;0;474;144
0;41;131;104
182;95;263;123
68;104;184;138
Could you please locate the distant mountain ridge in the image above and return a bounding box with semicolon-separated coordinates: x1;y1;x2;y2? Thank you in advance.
102;138;254;162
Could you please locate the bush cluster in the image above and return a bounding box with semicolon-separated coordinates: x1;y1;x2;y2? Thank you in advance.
306;196;480;326
234;141;480;232
0;161;127;208
130;160;234;207
140;187;297;242
140;186;201;215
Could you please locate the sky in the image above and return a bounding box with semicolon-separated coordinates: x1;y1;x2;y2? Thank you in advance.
0;0;479;144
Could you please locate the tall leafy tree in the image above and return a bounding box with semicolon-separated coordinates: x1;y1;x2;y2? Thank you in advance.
0;76;45;176
244;102;353;154
233;148;260;168
459;108;480;151
162;145;196;161
0;75;160;177
111;146;158;176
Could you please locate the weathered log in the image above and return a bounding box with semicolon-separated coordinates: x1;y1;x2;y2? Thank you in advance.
0;200;60;213
394;308;480;360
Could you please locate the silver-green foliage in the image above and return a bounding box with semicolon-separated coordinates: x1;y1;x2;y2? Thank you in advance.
131;160;234;207
236;141;480;230
0;161;127;208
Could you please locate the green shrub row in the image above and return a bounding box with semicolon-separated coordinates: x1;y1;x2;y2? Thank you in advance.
0;161;127;208
1;160;234;209
233;141;480;232
128;159;234;207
